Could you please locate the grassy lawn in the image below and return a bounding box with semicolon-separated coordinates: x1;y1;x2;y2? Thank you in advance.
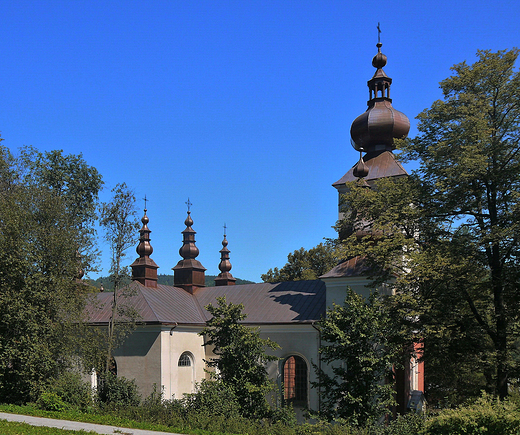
0;404;225;435
0;419;98;434
0;404;183;434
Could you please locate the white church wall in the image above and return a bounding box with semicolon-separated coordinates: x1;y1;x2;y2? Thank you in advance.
167;325;206;400
113;326;162;398
259;324;320;412
110;319;323;413
322;275;394;310
322;276;372;309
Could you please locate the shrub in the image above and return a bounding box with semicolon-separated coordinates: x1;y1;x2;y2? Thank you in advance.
97;372;140;407
181;379;241;418
135;384;185;426
270;404;298;427
47;371;94;409
36;391;70;411
141;383;163;409
382;413;424;435
424;393;520;435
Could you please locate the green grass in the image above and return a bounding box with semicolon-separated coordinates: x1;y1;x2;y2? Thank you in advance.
0;404;233;435
0;420;98;435
0;404;183;434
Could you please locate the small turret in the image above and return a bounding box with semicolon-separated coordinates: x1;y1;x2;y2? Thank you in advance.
130;199;159;288
173;199;206;293
214;225;236;286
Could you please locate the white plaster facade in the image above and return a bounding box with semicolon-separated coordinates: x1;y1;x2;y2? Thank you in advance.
110;317;323;409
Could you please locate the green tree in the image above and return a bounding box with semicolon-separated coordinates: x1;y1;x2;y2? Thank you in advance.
200;296;280;419
0;143;103;402
18;146;103;266
262;243;339;283
99;183;140;374
337;49;520;401
314;289;399;425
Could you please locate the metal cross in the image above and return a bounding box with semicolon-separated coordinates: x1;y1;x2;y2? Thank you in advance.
186;197;192;212
377;22;381;43
223;223;227;236
143;194;148;211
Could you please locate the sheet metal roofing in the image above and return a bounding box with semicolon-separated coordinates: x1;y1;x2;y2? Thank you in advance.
332;150;407;186
87;280;326;326
320;256;371;279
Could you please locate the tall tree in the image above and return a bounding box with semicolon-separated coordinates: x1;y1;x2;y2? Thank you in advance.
314;290;400;425
262;243;339;283
200;296;279;419
337;49;520;401
99;183;140;374
0;143;103;402
18;146;103;266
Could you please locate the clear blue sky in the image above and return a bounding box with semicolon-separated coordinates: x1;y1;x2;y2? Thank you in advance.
1;1;518;282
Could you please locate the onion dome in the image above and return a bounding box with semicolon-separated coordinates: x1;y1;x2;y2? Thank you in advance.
137;210;153;257
173;200;206;293
178;211;200;259
215;226;236;286
350;42;410;153
131;206;159;288
352;151;369;178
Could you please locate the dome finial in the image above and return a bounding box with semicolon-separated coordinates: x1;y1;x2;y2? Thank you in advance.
377;22;381;44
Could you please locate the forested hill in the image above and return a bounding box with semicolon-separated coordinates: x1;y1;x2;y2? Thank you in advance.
89;274;254;291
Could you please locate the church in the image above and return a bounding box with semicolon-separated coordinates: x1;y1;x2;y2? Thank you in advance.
87;41;424;416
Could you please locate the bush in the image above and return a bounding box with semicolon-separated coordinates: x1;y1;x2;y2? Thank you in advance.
134;384;185;426
181;379;241;418
424;393;520;435
97;372;140;407
36;392;70;411
48;371;94;409
141;383;164;411
270;404;298;427
382;413;424;435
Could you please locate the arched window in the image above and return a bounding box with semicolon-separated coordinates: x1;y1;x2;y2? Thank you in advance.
178;352;193;367
283;355;307;405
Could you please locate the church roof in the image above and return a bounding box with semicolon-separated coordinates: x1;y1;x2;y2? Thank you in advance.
332;150;407;187
196;280;325;324
87;279;326;326
320;256;371;279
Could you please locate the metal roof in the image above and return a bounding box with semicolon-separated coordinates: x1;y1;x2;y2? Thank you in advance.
86;279;326;326
333;150;407;187
196;280;326;324
320;256;371;279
